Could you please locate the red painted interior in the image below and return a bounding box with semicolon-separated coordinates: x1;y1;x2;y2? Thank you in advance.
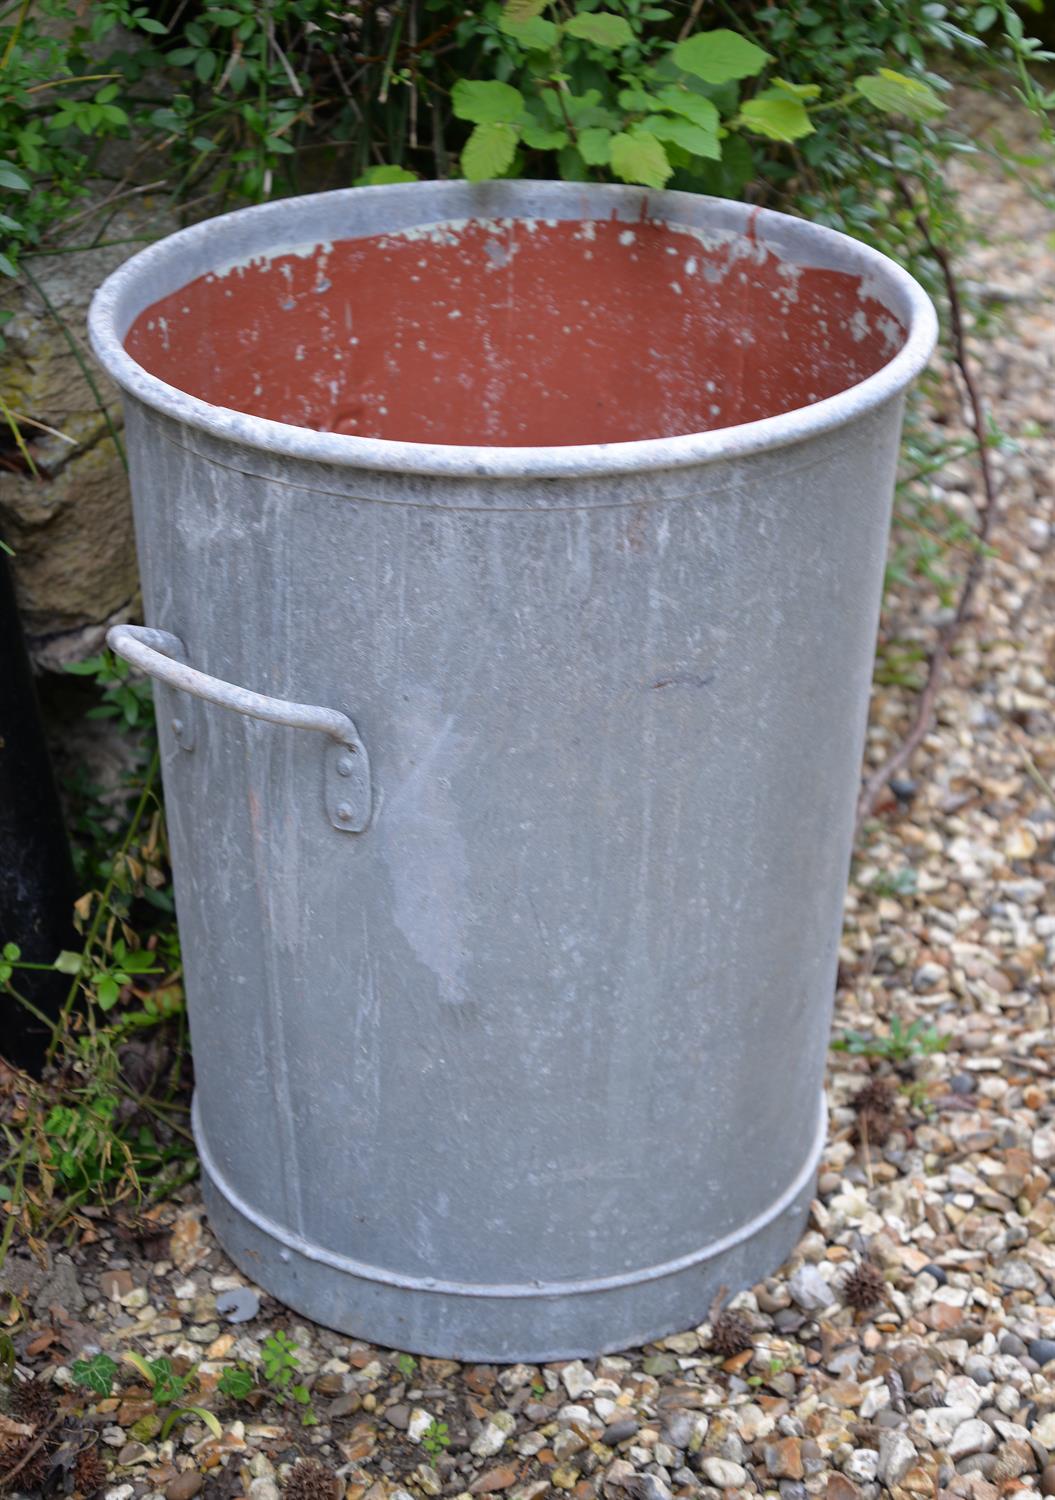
125;216;906;447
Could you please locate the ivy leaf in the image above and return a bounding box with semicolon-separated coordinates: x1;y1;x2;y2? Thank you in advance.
642;114;720;159
652;86;721;132
499;13;559;49
576;126;613;164
0;163;30;192
503;0;547;19
853;69;948;122
564;11;634;48
738;91;814;142
673;29;770;85
519;121;568;149
72;1353;118;1396
451;79;525;125
461;121;519;180
609;130;672;189
355;164;418;185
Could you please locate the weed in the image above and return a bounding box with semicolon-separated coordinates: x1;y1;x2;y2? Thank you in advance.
0;655;191;1263
396;1352;417;1381
70;1350;221;1443
832;1017;950;1064
215;1334;319;1426
422;1419;451;1458
867;868;918;899
217;1366;254;1401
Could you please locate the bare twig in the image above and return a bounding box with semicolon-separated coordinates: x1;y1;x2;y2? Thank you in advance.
677;0;706;41
44;178;168;239
855;180;1001;834
267;17;304;99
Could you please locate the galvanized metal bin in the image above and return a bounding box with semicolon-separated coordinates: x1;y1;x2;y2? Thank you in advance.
90;182;936;1361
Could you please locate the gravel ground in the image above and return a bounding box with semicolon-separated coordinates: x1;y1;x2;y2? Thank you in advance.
2;92;1053;1500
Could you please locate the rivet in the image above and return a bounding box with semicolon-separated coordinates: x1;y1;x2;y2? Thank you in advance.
171;717;183;736
336;753;356;776
336;802;353;822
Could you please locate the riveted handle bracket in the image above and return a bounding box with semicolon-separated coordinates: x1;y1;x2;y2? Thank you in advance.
107;624;371;833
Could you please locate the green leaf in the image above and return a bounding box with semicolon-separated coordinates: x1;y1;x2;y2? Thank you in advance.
974;5;997;30
503;0;548;19
451;78;525;124
673;29;770;85
738;92;814;141
72;1353;118;1396
96;975;120;1010
0;164;30;192
576;126;612;165
609;130;672;189
564;11;634;48
461;122;519;181
498;13;559;49
355;164;418;185
519;121;568;149
770;77;821;100
2;943;20;962
652;86;721;131
123;1352;156;1386
642;114;720;159
218;1366;254;1400
853;69;948;122
558;143;590;180
54;950;84;974
192;1407;223;1439
137;16;169;32
618;86;654;112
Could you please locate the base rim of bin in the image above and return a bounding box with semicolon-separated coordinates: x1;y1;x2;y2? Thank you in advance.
193;1091;826;1362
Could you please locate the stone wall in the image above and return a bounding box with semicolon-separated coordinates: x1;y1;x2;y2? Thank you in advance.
0;203;173;670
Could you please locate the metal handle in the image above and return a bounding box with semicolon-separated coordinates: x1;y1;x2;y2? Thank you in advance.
106;624;371;832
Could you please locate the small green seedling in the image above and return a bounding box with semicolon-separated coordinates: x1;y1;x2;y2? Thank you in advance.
422;1419;450;1457
217;1365;255;1400
868;867;918;898
71;1351;220;1441
260;1331;299;1388
122;1352;222;1440
832;1016;950;1063
396;1352;417;1380
260;1332;317;1426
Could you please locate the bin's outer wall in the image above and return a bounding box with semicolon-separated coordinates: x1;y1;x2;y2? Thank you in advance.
125;387;904;1362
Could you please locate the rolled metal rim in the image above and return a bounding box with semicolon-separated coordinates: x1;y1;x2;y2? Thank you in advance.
88;180;938;480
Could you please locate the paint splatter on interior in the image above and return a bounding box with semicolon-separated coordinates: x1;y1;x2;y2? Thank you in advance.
125;216;906;447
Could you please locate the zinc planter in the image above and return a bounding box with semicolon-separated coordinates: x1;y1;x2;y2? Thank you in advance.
90;181;936;1362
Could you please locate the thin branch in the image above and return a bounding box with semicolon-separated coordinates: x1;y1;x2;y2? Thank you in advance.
19;262;126;468
44;178;169;239
855;180;1001;834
